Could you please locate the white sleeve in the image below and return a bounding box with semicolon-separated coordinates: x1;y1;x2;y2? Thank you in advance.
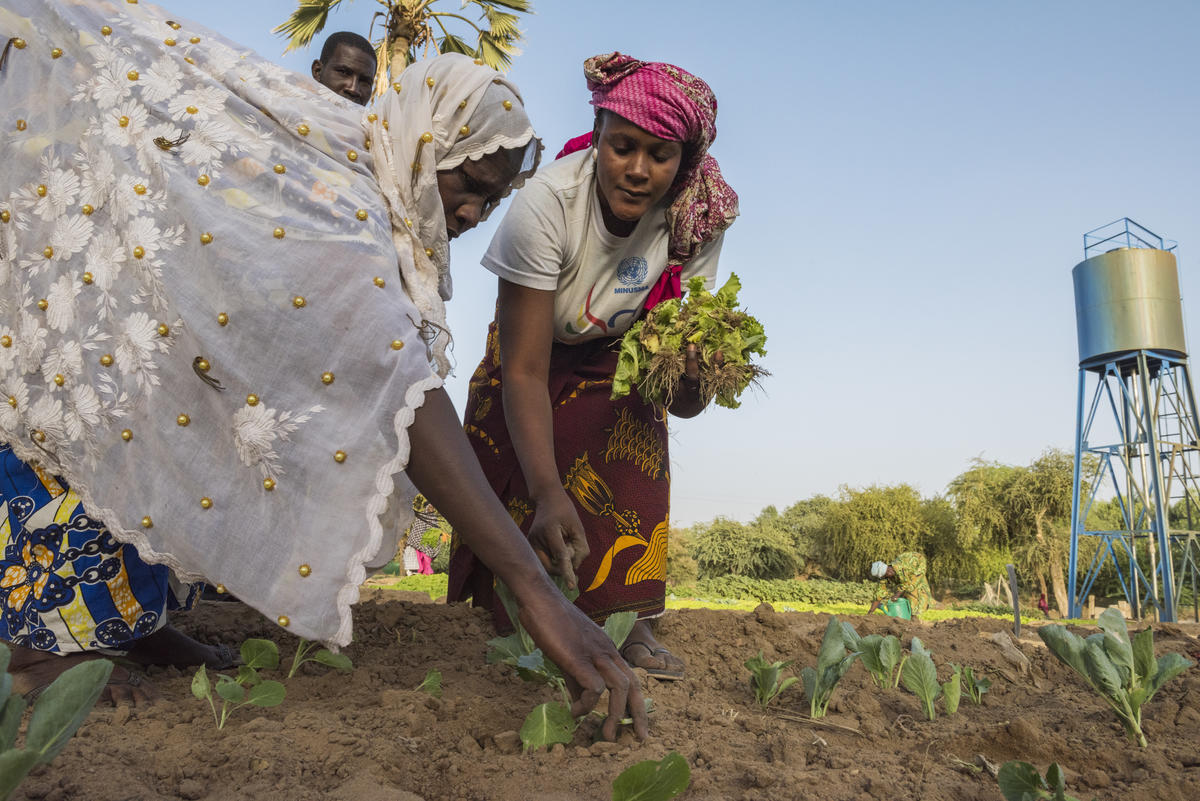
680;230;726;290
480;178;565;291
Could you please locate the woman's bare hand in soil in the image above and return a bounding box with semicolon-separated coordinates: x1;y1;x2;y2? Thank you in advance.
527;491;589;590
517;587;648;742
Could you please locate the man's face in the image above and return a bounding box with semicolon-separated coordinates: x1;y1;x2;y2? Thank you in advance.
312;44;375;106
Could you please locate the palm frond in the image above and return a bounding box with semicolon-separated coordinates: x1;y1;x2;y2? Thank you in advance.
372;39;392;99
274;0;346;54
481;6;523;41
477;30;518;70
437;32;475;56
472;0;533;14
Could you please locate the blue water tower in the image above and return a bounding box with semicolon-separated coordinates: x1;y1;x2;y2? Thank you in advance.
1068;218;1200;622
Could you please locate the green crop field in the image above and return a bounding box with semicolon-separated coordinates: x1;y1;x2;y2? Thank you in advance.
372;574;1080;624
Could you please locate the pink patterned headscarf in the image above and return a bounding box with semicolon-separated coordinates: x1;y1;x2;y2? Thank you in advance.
561;52;740;309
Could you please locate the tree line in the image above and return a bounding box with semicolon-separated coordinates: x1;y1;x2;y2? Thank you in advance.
670;448;1181;616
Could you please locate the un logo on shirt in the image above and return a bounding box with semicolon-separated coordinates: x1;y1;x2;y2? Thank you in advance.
617;256;649;286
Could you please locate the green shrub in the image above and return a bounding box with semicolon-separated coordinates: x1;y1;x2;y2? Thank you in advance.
690;518;798;580
816;485;924;581
666;526;699;586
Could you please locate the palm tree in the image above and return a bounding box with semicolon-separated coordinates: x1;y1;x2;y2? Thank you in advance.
275;0;532;98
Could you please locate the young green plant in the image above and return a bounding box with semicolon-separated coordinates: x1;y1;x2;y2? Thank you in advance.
288;638;353;679
855;633;904;689
950;663;991;705
611;751;690;801
800;617;858;719
997;761;1086;801
488;580;640;751
191;638;285;730
0;645;112;801
942;670;961;715
900;637;941;720
744;651;798;707
415;668;442;698
1037;608;1193;747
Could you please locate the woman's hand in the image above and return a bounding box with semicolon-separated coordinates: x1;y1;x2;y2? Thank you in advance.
668;343;716;419
516;582;648;742
403;386;649;742
527;489;590;590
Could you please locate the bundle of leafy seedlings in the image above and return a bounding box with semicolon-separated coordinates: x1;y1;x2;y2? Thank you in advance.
612;273;767;410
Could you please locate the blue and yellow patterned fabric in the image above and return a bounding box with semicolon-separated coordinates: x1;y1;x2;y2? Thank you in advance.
0;445;195;654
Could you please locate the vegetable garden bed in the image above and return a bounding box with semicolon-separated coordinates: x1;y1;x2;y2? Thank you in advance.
16;589;1200;801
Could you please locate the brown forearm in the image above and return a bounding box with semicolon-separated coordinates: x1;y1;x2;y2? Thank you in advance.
502;371;565;502
405;387;551;599
495;278;565;504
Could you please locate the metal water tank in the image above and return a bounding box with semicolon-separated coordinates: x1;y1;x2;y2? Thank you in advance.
1072;247;1186;364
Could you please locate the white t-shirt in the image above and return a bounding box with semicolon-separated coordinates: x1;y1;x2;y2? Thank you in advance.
481;149;723;343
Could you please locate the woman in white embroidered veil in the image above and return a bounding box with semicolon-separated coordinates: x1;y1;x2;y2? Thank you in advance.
0;1;646;738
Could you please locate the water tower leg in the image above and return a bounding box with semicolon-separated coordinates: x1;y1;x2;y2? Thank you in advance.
1069;368;1086;619
1139;352;1177;621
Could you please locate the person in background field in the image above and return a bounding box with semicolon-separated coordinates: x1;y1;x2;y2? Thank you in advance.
1037;592;1051;618
1;2;648;741
448;52;739;682
311;31;376;106
402;496;442;576
868;552;932;618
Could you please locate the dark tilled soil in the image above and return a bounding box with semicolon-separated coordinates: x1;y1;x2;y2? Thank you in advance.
15;590;1200;801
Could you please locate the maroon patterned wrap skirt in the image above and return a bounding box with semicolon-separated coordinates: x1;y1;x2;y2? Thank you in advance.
447;321;671;628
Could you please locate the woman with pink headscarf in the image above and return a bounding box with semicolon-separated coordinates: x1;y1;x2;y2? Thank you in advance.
449;53;738;679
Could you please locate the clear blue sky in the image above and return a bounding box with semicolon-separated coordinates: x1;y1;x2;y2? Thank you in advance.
160;0;1200;525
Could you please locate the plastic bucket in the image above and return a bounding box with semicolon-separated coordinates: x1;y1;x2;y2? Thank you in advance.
883;598;912;619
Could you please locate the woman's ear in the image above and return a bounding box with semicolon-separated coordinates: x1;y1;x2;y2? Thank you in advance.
592;109;605;145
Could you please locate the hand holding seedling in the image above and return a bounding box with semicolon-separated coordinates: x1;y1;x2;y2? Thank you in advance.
666;344;721;419
526;490;589;591
612;273;767;410
515;579;648;742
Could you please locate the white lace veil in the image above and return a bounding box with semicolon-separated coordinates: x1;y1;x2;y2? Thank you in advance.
370;55;541;375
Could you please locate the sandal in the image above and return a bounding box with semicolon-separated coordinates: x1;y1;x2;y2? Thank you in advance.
24;662;152;705
620;640;685;681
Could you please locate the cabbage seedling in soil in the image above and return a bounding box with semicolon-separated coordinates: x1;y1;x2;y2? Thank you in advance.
800;617;858;719
612;273;767;409
488;580;639;751
1037;608;1194;747
950;663;990;705
854;632;904;689
744;651;798;707
901;637;941;721
287;638;353;679
611;751;690;801
191;638;285;730
0;645;111;801
942;670;961;715
415;669;442;698
997;761;1088;801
